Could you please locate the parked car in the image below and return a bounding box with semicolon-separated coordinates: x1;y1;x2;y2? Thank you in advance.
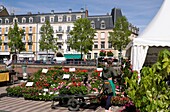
52;57;66;64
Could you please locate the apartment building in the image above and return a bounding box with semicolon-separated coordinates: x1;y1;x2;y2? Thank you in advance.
87;8;139;59
0;6;87;61
0;5;139;61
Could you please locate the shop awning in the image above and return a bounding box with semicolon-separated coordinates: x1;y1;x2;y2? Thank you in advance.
64;54;82;59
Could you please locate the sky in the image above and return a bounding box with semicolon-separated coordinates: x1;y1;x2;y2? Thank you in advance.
0;0;164;34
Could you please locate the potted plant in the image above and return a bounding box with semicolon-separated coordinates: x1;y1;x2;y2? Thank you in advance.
99;50;106;56
107;51;114;57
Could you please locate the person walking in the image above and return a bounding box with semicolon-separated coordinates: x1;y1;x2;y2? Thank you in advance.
101;60;118;112
5;57;12;71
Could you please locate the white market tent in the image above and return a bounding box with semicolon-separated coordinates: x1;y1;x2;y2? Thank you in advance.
126;0;170;74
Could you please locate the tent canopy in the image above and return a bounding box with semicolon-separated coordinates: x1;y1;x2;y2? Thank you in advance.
126;0;170;73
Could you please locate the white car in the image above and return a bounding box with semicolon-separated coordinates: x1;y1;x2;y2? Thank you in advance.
52;57;66;64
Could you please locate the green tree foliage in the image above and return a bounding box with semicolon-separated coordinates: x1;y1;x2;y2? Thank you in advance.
125;49;170;112
68;18;96;59
8;22;26;53
109;16;131;52
39;20;58;56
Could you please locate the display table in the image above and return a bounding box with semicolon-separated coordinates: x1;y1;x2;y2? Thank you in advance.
0;71;16;84
0;72;9;82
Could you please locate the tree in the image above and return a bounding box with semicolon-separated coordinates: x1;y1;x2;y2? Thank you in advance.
8;22;26;62
125;49;170;112
68;18;96;60
109;16;131;62
39;20;58;60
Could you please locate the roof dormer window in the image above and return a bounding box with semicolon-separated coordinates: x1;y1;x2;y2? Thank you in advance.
50;17;54;23
100;20;106;29
22;17;26;23
41;17;45;23
91;21;95;29
13;18;18;23
29;17;33;23
5;18;9;24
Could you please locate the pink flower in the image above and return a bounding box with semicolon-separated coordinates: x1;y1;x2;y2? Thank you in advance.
53;88;57;91
116;86;119;89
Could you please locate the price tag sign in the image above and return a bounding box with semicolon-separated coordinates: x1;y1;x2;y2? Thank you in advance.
26;82;34;87
63;74;70;79
42;69;48;73
69;68;75;72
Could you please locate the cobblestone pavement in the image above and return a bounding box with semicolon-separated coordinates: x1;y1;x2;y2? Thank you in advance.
0;96;106;112
0;84;123;112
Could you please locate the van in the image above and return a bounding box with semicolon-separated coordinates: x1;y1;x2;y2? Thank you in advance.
52;57;66;64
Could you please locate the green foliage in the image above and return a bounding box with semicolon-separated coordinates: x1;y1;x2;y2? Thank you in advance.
109;16;131;52
39;20;58;54
126;49;170;112
8;22;26;53
68;18;96;59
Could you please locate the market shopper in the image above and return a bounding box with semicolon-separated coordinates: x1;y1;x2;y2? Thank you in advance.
5;57;12;71
101;61;117;112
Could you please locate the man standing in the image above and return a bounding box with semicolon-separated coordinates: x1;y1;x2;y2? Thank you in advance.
102;60;118;112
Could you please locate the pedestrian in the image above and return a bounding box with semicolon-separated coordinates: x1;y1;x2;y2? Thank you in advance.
5;57;12;71
101;60;117;112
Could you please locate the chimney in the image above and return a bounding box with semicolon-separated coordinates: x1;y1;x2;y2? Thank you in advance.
69;9;72;13
51;10;54;14
85;9;88;17
80;8;84;12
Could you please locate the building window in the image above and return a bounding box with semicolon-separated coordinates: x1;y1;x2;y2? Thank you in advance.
4;44;8;51
91;21;95;29
94;44;98;49
29;26;32;32
13;18;18;23
58;26;62;32
22;27;25;33
5;19;9;24
50;17;54;23
29;45;32;51
63;15;67;22
67;34;71;40
5;36;8;42
94;53;98;59
100;20;106;29
67;46;70;51
101;42;105;49
29;35;32;42
58;45;62;49
41;17;45;23
101;32;105;38
5;27;8;32
58;16;62;22
57;34;62;40
67;17;71;21
22;35;25;42
29;17;33;23
0;19;2;24
67;26;70;33
71;15;76;21
87;53;91;59
108;42;112;48
22;18;26;23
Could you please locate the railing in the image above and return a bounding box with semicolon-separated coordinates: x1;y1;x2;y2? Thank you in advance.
0;60;96;66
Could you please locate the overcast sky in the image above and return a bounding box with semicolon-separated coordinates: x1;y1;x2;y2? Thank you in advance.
0;0;164;34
